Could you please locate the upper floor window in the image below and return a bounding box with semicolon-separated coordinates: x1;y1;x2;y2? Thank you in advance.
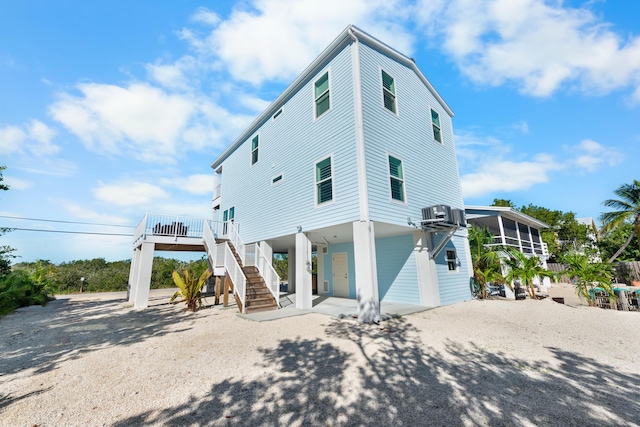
315;156;333;205
446;249;457;271
273;108;283;120
388;155;405;202
381;70;397;114
314;72;330;118
250;135;259;165
431;109;442;143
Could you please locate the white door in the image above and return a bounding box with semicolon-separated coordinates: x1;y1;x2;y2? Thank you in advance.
332;252;349;298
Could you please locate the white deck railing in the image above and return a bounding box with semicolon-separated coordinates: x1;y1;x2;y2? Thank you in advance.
244;243;281;307
202;220;217;264
223;221;245;264
222;241;246;313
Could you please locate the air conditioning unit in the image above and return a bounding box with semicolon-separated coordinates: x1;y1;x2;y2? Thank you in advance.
422;205;453;223
453;208;467;227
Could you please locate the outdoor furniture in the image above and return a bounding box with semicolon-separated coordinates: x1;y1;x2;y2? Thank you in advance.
152;222;189;236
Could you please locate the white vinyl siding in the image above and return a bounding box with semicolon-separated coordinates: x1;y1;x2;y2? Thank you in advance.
314;72;330;118
431;109;442;143
381;69;397;114
388;155;405;202
250;135;259;165
315;156;333;205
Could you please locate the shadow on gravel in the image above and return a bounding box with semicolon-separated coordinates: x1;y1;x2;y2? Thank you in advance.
0;295;193;378
113;317;640;426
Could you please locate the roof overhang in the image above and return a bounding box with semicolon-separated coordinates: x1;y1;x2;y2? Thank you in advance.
210;24;454;170
465;205;550;229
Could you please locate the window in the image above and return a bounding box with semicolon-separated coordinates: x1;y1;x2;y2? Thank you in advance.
446;249;457;271
314;72;330;118
250;135;259;165
381;70;396;114
273;108;283;120
388;155;405;202
315;156;333;205
431;109;442;143
272;174;283;185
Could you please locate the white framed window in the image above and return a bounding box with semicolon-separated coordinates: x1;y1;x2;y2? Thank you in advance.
381;69;397;114
446;249;457;271
315;155;333;206
388;155;405;203
250;134;259;165
272;174;283;185
314;71;330;119
431;109;442;143
273;108;283;120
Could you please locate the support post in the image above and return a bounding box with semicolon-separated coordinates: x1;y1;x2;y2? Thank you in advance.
223;274;230;307
128;246;141;304
295;231;312;309
287;246;296;293
132;242;154;309
415;230;441;307
215;276;221;305
353;221;380;323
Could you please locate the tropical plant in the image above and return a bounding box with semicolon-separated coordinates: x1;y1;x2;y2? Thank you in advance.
468;225;505;298
170;268;212;312
0;166;16;278
0;269;54;316
601;179;640;263
561;252;615;306
502;250;553;299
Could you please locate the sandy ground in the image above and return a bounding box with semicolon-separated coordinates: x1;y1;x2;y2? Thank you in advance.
1;286;639;427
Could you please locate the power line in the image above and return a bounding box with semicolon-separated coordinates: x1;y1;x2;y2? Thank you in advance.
0;215;134;228
7;227;133;237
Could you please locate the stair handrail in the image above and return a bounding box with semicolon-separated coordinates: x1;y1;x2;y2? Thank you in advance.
225;221;246;264
202;220;217;269
245;243;281;308
223;241;246;314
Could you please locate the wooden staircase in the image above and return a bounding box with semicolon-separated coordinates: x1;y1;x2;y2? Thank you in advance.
215;238;278;314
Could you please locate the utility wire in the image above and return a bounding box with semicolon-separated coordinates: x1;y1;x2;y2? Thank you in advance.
6;227;133;237
0;215;134;228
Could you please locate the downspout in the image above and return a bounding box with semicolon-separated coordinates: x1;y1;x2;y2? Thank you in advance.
348;27;370;223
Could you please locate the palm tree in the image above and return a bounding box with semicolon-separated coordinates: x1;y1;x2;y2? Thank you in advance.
468;225;504;298
562;252;615;306
502;250;553;299
170;269;212;312
601;179;640;263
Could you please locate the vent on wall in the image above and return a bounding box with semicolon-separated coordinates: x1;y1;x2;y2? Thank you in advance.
323;280;329;292
322;247;328;254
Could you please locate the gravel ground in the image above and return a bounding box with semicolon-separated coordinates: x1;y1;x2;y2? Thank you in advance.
1;286;639;427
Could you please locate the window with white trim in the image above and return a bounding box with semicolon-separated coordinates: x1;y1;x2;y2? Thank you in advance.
273;108;283;120
431;109;442;143
315;156;333;205
446;249;457;271
314;72;330;118
381;70;397;114
272;174;283;185
388;155;405;202
250;135;259;165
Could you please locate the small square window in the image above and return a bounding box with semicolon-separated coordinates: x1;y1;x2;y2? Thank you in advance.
272;174;283;185
431;109;442;143
446;249;457;271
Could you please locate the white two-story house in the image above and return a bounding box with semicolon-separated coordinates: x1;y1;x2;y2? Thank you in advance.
208;25;471;322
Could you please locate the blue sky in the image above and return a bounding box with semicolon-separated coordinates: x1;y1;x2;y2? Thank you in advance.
1;0;639;263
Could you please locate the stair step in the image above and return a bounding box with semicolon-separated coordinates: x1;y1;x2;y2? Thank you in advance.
246;304;278;314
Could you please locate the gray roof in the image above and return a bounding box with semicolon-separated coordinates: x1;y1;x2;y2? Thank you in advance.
211;24;454;169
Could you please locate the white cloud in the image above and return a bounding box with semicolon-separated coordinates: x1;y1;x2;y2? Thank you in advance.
0;120;58;156
416;0;640;98
146;56;197;90
568;139;623;172
93;181;170;207
61;201;131;225
188;1;416;85
160;174;213;195
3;176;33;190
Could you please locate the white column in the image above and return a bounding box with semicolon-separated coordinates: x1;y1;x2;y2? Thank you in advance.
133;242;154;309
295;232;312;309
497;216;507;245
287;247;296;293
128;247;141;304
353;220;380;323
414;230;440;307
